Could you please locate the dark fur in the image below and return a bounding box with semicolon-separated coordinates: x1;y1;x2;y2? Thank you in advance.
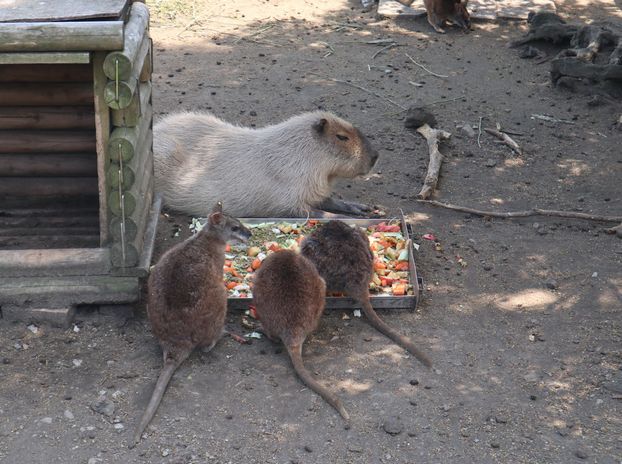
131;203;251;447
301;221;431;367
252;250;349;421
424;0;471;34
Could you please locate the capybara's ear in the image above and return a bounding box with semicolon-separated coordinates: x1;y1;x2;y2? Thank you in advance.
212;201;223;214
313;118;328;134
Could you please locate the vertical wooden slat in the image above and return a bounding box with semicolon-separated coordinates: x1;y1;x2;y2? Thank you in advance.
92;52;110;246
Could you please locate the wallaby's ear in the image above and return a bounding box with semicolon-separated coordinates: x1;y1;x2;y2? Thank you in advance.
208;211;223;225
212;201;223;214
313;118;328;134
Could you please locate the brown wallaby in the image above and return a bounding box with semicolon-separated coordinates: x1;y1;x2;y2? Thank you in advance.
153;111;379;217
252;249;350;422
301;220;432;368
423;0;471;34
131;202;252;447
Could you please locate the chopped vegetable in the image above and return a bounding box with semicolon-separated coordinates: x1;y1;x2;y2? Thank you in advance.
218;220;414;298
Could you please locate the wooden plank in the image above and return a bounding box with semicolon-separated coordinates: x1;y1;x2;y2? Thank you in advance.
0;82;93;106
0;52;90;65
0;214;99;228
139;38;153;83
0;0;130;23
0;177;99;196
108;155;153;217
137;193;161;272
108;125;152;189
0;228;97;237
0;206;98;218
103;3;150;80
104;34;151;110
0;64;92;82
0;235;100;249
0;107;94;130
111;81;151;128
0;153;97;177
1;304;77;328
0;21;125;52
92;52;111;246
0;248;110;277
0;130;96;153
107;102;152;161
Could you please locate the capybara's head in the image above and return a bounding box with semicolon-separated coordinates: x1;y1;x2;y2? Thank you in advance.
312;113;380;177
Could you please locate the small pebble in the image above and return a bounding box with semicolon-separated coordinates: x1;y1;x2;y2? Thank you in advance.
63;410;74;420
575;450;587;459
409;379;419;386
491;442;500;449
40;417;52;424
161;448;171;457
304;445;313;453
485;159;497;168
382;416;403;436
545;279;558;290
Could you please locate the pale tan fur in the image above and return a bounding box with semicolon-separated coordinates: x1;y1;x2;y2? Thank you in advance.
153;111;378;217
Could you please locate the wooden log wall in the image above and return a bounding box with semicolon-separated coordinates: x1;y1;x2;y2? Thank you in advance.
0;62;100;250
104;2;154;268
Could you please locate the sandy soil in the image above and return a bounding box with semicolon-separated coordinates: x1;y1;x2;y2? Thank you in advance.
1;1;621;463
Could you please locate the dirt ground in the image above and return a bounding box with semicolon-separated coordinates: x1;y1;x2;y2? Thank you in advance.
1;0;621;463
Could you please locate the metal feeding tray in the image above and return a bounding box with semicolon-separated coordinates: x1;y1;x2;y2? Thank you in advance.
226;215;423;312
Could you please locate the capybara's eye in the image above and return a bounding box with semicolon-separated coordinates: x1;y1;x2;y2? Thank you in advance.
336;134;349;141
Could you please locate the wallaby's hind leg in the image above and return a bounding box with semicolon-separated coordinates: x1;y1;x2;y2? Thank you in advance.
428;14;446;34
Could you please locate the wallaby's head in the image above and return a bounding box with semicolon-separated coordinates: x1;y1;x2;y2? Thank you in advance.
206;202;252;244
312;113;380;177
451;0;471;31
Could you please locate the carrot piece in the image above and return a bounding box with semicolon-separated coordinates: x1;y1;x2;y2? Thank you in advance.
395;262;409;271
223;267;234;274
392;283;406;296
226;281;239;290
225;244;231;252
224;259;233;267
373;260;387;270
251;258;262;270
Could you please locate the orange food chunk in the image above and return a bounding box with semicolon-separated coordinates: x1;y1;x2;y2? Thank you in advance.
392;283;406;296
251;258;262;270
395;262;409;271
373;260;386;270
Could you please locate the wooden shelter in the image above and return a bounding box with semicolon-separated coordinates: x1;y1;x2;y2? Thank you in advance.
0;0;160;326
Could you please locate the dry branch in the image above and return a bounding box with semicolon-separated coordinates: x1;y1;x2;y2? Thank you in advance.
418;200;622;223
484;128;522;155
309;73;406;110
416;125;451;200
405;53;448;78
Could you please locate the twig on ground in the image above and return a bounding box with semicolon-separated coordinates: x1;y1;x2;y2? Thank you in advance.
531;113;576;125
416;126;452;200
605;223;622;236
372;43;401;60
233;23;275;44
418;200;622;223
422;96;465;106
308;73;406;110
484;128;523;155
405;53;448;78
477;117;483;148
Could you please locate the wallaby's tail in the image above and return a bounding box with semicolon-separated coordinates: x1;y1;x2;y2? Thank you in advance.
130;353;189;448
285;343;350;422
361;299;432;368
